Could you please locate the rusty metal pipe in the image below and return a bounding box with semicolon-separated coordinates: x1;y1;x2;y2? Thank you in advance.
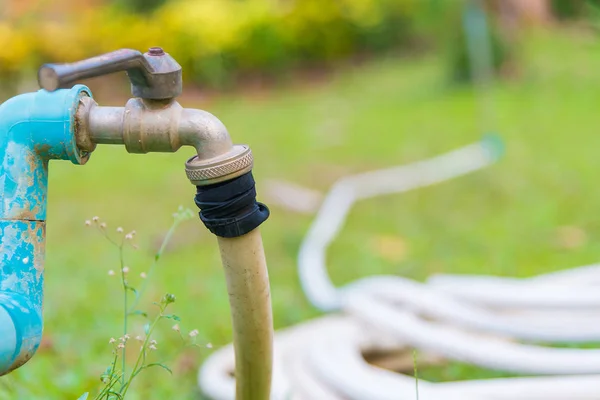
87;106;125;145
0;85;90;375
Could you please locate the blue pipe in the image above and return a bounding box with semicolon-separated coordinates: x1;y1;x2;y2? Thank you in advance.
0;85;92;375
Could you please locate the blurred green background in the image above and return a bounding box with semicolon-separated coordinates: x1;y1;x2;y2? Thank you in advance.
2;0;600;398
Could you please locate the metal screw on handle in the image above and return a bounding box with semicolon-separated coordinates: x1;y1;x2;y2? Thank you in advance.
38;48;183;100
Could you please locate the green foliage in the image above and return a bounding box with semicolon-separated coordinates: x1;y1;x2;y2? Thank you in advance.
0;0;464;89
112;0;168;14
550;0;600;19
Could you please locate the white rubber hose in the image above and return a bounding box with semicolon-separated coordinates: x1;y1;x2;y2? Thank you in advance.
200;138;600;399
345;276;600;342
201;313;600;400
299;138;503;311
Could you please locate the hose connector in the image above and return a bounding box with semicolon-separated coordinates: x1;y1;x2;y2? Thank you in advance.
185;145;253;186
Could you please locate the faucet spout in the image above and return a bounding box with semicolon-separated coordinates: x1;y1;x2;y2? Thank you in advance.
178;107;233;160
85;98;233;157
82;98;251;185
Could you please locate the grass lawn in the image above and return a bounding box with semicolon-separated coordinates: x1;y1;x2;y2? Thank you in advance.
2;27;600;398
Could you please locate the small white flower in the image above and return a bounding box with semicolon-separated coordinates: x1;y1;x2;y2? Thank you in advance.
122;266;130;274
206;343;213;349
116;227;123;233
108;270;115;276
117;343;125;349
140;272;147;279
92;216;99;222
135;335;143;342
125;233;133;240
124;334;130;340
100;222;107;229
189;329;199;338
109;338;116;344
172;324;180;332
148;344;157;351
85;220;91;226
130;230;137;236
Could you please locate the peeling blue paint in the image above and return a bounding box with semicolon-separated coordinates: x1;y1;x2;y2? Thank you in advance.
0;85;93;375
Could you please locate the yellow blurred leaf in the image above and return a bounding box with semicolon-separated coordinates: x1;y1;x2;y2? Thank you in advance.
555;226;587;250
370;234;408;263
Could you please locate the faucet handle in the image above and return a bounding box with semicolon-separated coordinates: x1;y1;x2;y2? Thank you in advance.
38;47;182;100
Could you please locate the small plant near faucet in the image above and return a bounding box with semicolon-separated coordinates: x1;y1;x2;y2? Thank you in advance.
77;207;206;400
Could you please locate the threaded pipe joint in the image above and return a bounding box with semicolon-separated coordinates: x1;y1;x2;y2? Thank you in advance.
185;145;253;186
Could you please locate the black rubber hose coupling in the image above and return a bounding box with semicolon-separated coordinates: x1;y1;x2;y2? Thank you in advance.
194;171;270;238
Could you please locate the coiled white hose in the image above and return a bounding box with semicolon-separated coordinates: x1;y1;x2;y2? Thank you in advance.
199;138;600;399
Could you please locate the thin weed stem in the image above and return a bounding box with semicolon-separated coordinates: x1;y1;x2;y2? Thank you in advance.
96;225;119;248
128;218;181;312
119;243;127;385
89;210;194;399
120;304;165;397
